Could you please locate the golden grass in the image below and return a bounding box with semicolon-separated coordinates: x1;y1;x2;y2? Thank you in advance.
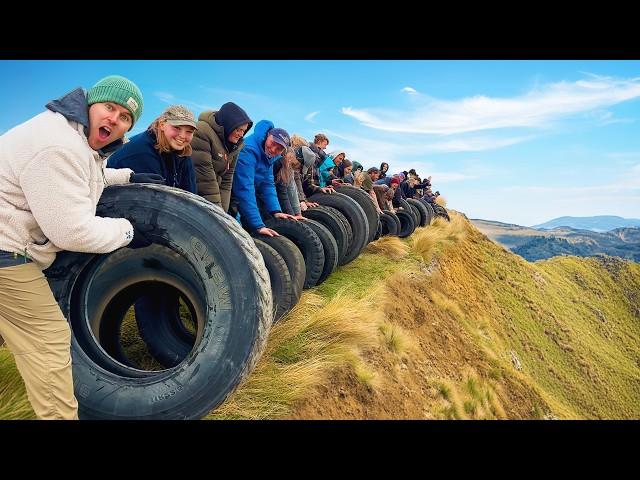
378;321;411;354
207;288;383;419
435;196;447;207
409;212;466;263
0;349;35;420
365;236;410;259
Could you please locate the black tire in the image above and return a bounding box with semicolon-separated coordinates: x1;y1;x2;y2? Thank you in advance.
44;184;272;419
316;206;353;263
308;192;368;265
379;212;399;236
432;203;451;221
301;218;338;286
419;199;435;225
406;198;429;227
383;210;402;233
373;219;382;240
334;186;380;244
253;238;294;322
397;197;418;226
254;234;305;306
263;217;324;289
396;209;417;238
302;206;349;266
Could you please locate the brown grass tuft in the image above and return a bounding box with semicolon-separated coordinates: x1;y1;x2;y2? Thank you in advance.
207;288;383;419
365;236;410;259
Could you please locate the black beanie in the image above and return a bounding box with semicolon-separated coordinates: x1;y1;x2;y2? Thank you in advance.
215;102;253;152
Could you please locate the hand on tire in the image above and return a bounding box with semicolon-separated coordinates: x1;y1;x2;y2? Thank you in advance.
130;172;166;185
127;219;154;249
274;212;297;221
320;187;334;194
257;227;279;237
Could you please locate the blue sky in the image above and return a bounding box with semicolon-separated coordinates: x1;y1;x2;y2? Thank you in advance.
1;60;639;226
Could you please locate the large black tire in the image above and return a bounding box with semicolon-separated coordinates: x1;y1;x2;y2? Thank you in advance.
263;217;324;289
383;210;402;233
253;238;294;322
397;197;419;227
419;199;435;225
406;198;429;227
302;206;349;266
316;206;353;264
308;192;368;265
254;234;305;306
396;209;417;238
379;212;399;236
301;218;338;286
334;185;380;244
44;184;272;419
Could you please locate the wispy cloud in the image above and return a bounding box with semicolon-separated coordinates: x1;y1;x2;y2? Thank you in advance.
402;87;418;95
342;74;640;135
305;111;319;122
154;91;215;112
323;129;479;181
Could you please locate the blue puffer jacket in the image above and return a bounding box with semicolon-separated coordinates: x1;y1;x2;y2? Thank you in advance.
231;119;282;230
107;129;197;193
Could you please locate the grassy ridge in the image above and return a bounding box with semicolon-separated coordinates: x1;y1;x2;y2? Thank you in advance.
1;212;638;419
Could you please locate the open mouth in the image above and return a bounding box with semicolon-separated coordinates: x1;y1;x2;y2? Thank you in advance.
98;126;112;141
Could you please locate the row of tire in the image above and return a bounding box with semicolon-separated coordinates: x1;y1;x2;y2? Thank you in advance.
43;184;449;419
253;186;450;322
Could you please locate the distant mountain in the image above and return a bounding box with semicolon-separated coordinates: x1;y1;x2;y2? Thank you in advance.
471;218;640;262
532;216;640;232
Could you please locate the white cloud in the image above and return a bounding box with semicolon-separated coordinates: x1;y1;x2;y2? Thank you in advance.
154;91;214;112
402;87;418;95
342;74;640;135
305;111;319;122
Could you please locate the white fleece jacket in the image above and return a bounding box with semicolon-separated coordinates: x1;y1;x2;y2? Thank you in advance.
0;109;134;269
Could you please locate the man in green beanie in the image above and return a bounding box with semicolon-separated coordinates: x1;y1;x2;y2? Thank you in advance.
0;75;164;420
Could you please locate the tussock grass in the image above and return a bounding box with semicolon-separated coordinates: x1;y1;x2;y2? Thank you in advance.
0;349;35;420
207;289;382;419
429;291;465;320
435;196;447;207
410;211;466;263
365;236;410;259
378;321;411;354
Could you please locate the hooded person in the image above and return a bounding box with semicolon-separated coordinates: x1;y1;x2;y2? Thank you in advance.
318;150;345;187
0;75;164;420
191;102;253;212
230;121;298;236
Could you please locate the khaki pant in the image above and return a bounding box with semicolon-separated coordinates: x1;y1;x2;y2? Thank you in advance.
0;263;78;420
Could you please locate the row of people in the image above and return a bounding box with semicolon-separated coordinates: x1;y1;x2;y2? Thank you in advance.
0;73;445;420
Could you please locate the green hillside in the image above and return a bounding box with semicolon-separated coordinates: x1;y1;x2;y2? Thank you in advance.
2;213;639;419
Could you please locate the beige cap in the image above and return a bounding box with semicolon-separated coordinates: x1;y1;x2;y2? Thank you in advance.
161;104;198;129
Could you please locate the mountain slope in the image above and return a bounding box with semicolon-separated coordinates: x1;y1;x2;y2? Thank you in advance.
2;213;639;419
285;215;640;419
472;219;640;262
533;215;640;232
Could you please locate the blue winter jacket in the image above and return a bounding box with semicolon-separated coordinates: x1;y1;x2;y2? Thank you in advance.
107;129;197;193
231;119;282;231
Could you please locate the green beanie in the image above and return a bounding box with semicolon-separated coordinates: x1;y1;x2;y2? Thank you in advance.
87;75;143;129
